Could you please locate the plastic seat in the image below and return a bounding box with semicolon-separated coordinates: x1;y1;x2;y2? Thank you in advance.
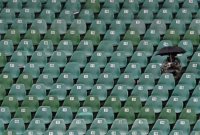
36;74;53;90
183;30;199;46
49;51;66;68
169;19;186;35
149;19;166;35
192;85;200;99
44;29;60;45
27;118;45;135
70;19;86;34
102;0;119;13
89;19;106;35
63;30;80;45
182;0;198;13
83;63;100;79
129;19;146;35
117;107;135;125
131;119;149;135
76;73;94;90
131;85;148;102
166;96;183;113
83;95;100;112
130;52;147;68
23;63;40;79
0;107;11;124
122;0;139;14
7;118;25;135
11;19;27;34
151;85;169;102
39;9;55;24
89;52;107;68
42;96;59;112
117;73;135;90
48;84;67;101
10;51;27;67
69;84;87;101
4;29;20;45
193;119;200;131
1;96;18;113
144;63;161;79
84;0;100;13
178;73;196;90
96;73;114;89
179;108;196;125
142;0;159;13
3;62;20;79
62;96;80;113
29;84;46;101
90;84;108;101
173;119;190;135
96;107;114;124
48;119;66;133
109;20;126;35
54;107;73;124
64;0;81;14
30;51;47;68
58;10;74;25
145;96;162;113
8;84;25;101
163;0;179;13
69;51;87;68
158;107;176;124
0;19;8;34
103;30;120;45
103;96;121;113
42;63;60;78
31;19;47;34
163;29;180;45
110;119;128;134
56;40;73;56
83;30;100;46
14;107;31;123
110;51;127;68
0;74;13;90
117;40;134;57
156;8;173;24
98;8;114;24
24;29;41;45
137;73;155;90
152;119;170;135
176;8;192;24
186;97;200;114
56;73;73;90
17;39;34;56
78;9;94;24
117;9;134;24
143;29;160;46
96;40;114;57
20;96;38;113
25;0;42;13
178;40;193;57
16;73;33;90
103;63;121;79
68;119;86;135
63;62;80;79
44;0;61;13
123;29;140;46
124;96;142;113
34;106;52;124
0;8;15;24
138;107;155;124
76;40;93;56
137;9;153;24
75;107;93;124
124;63;141;79
90;118;108;135
18;8;35;24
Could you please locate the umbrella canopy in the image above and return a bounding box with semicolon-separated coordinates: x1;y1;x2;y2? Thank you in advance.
157;46;186;56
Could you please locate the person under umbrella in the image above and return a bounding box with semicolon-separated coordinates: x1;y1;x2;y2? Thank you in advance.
157;46;186;80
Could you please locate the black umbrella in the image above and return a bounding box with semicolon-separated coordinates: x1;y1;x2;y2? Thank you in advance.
157;46;186;56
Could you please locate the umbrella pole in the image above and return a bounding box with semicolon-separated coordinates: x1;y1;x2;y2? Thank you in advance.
169;55;173;62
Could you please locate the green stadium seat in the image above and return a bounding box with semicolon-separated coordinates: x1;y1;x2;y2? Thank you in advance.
63;62;80;79
14;107;31;123
56;73;74;90
63;30;80;45
69;51;87;68
68;119;86;135
142;0;159;13
117;107;135;125
110;85;128;101
29;84;46;101
172;119;190;135
84;0;100;13
96;107;114;124
179;108;196;125
3;62;20;79
149;19;166;35
176;8;192;24
159;107;177;124
62;95;80;113
0;84;6;101
76;40;93;56
182;0;198;13
64;0;81;14
103;0;119;13
117;73;135;90
178;73;196;90
0;8;15;24
166;96;183;113
4;29;20;45
48;84;67;101
18;8;35;24
75;107;93;124
54;107;73;124
24;29;41;45
70;19;86;34
189;19;200;35
145;96;162;113
1;96;18;113
156;8;173;24
144;63;161;79
39;9;55;24
34;106;52;124
49;51;66;68
103;63;121;79
193;120;200;131
130;52;147;68
137;9;153;24
137;73;155;90
44;0;61;13
110;119;128;134
143;29;160;46
178;40;193;57
90;118;108;135
69;84;87;101
27;118;45;135
90;84;108;101
129;19;146;35
124;96;142;113
98;8;114;24
56;40;73;56
171;85;189;102
163;0;179;13
131;119;149;135
16;73;33;90
43;29;60;45
76;73;94;90
83;63;100;79
169;19;186;35
23;63;40;79
96;40;114;57
183;30;199;46
42;96;59;112
31;19;47;34
116;40;134;57
7;118;25;135
191;131;200;135
50;19;66;35
8;84;25;101
131;85;148;102
30;51;47;68
152;119;170;135
21;95;38;113
0;19;8;34
89;52;107;68
78;9;94;24
103;30;120;45
17;39;34;57
25;0;42;13
83;30;100;46
42;63;60;78
89;19;106;35
124;63;141;79
36;74;53;90
0;74;13;90
109;20;126;35
103;96;121;113
96;73;114;89
117;9;134;24
83;95;100;112
0;107;11;124
11;19;27;34
48;119;66;133
110;51;127;68
59;10;74;25
151;85;169;101
10;51;27;67
186;97;200;114
163;29;180;45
